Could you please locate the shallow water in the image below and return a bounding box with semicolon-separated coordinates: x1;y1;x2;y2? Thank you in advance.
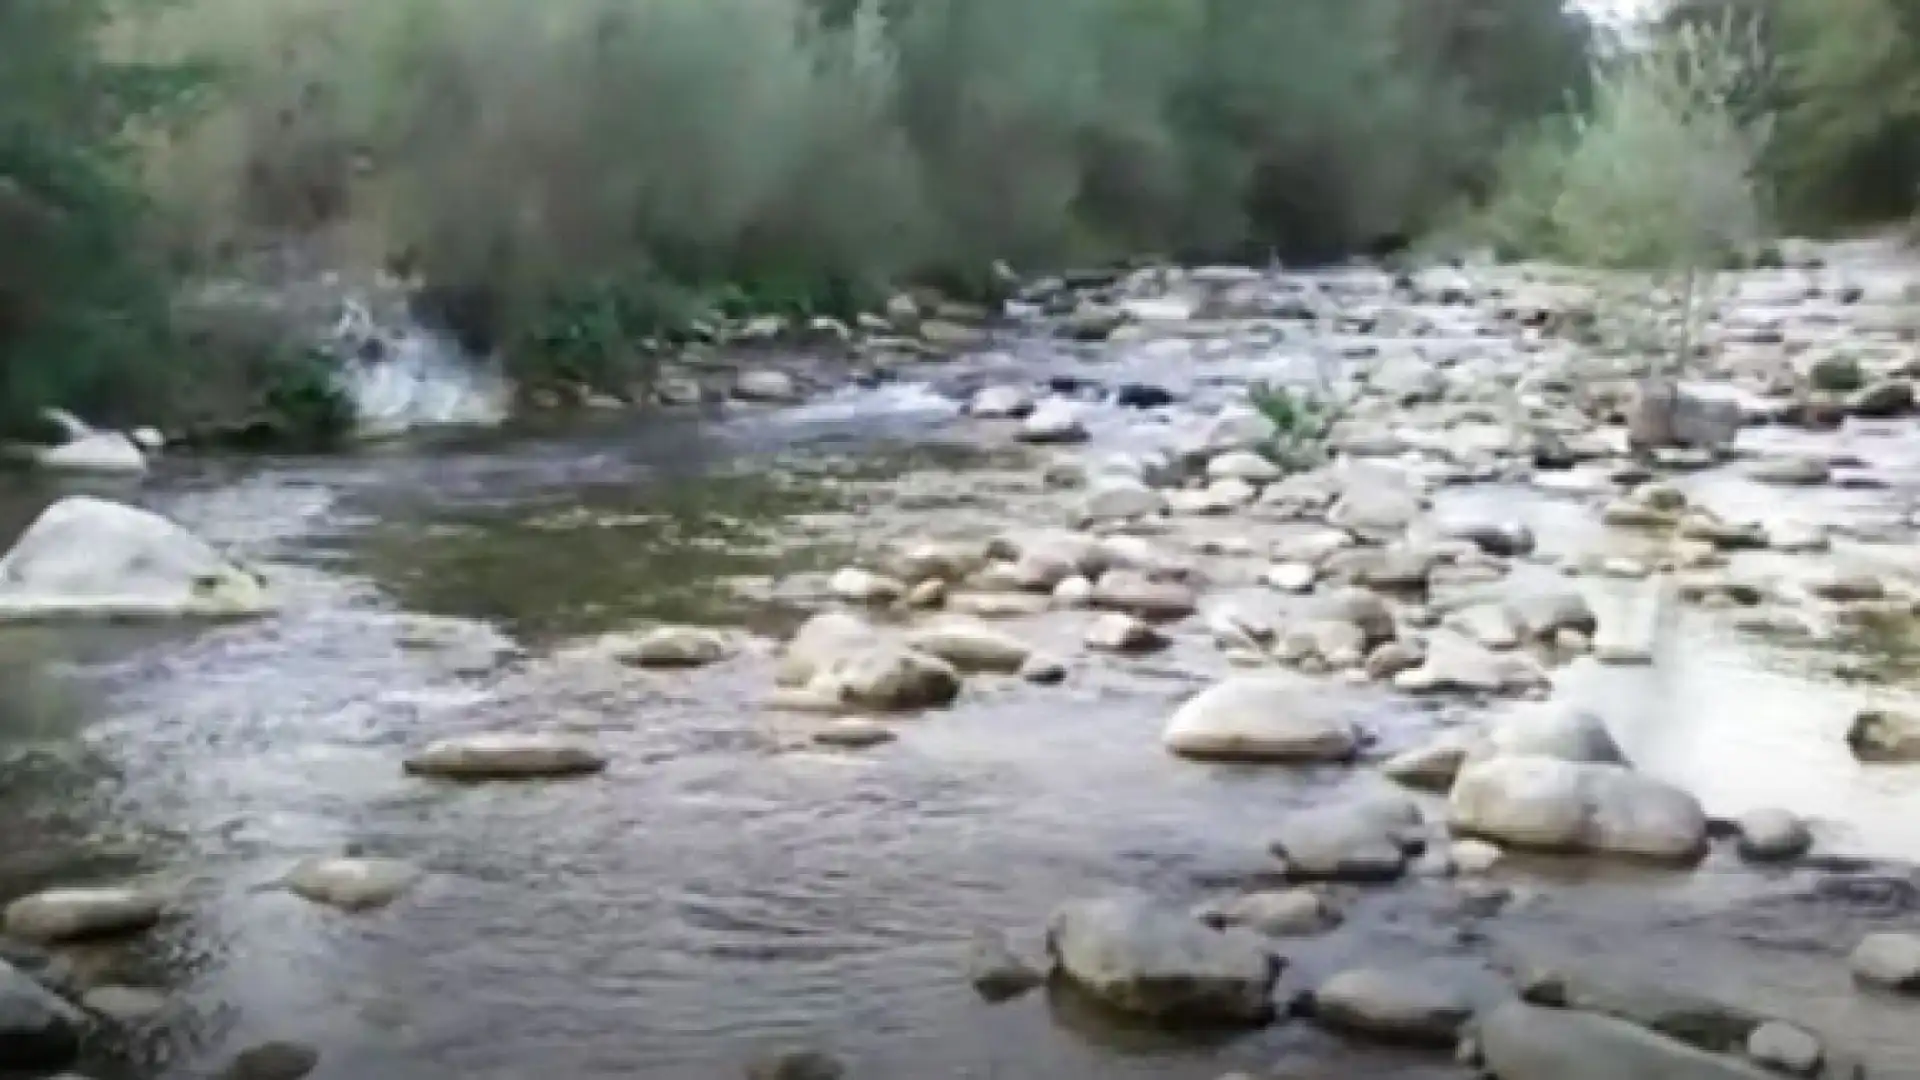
5;361;1920;1078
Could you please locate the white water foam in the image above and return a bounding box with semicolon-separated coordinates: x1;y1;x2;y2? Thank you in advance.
770;381;961;426
329;299;512;438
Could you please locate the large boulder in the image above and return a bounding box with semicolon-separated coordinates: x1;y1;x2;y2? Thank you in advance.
1479;1001;1776;1080
1163;677;1363;762
0;959;84;1070
1478;703;1627;766
1627;380;1742;454
1449;756;1707;860
32;432;147;475
1046;894;1278;1025
0;497;269;621
776;611;886;687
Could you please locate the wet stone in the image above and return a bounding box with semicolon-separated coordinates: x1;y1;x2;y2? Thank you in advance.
4;886;164;944
1046;894;1278;1026
1307;966;1478;1047
1746;1021;1823;1076
1734;809;1812;863
284;857;422;912
1197;890;1339;938
403;733;608;781
81;985;167;1024
966;931;1043;1003
1850;933;1920;991
810;718;896;750
219;1041;320;1080
0;958;83;1069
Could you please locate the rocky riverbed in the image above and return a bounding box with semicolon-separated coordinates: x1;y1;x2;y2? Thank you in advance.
3;239;1920;1079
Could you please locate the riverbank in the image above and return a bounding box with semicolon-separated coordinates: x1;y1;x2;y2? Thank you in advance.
1;240;1920;1078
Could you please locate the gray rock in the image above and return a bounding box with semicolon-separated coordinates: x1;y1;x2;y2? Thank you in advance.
1384;734;1473;792
1309;967;1476;1046
1447;603;1526;650
1849;380;1914;418
1019;655;1068;685
1847;708;1920;762
1452;839;1505;875
1627;380;1742;454
0;496;270;621
1091;570;1198;621
220;1041;320;1080
1481;704;1626;765
1440;516;1536;558
1449;756;1707;860
1309;588;1397;646
967;931;1043;1003
1519;967;1767;1054
403;733;608;780
4;886;164;944
1207;451;1282;485
1746;1021;1823;1075
1269;798;1421;882
1328;485;1423;539
734;370;801;403
1851;932;1920;991
1265;562;1318;594
1018;401;1089;444
1748;455;1830;487
81;985;167;1024
1197;890;1339;938
1479;1001;1773;1080
1081;479;1167;524
1085;612;1169;654
1735;809;1812;862
904;618;1032;674
828;567;907;605
1394;633;1548;696
810;718;896;749
808;645;962;711
0;959;83;1069
614;626;731;668
968;385;1033;420
1162;676;1362;762
284;857;421;912
1046;894;1278;1025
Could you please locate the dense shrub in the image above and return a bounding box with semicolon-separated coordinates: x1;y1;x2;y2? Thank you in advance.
130;0;1593;391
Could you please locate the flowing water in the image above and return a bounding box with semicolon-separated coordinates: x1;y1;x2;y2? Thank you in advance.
7;329;1920;1077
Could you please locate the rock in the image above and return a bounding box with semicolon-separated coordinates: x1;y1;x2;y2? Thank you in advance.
885;541;987;584
0;959;83;1068
1017;401;1089;444
1091;570;1198;621
1627;380;1742;453
745;1050;845;1080
884;292;920;330
777;611;883;686
0;497;270;621
219;1041;320;1080
904;579;945;609
967;931;1043;1002
1809;355;1865;393
1085;612;1169;654
403;733;608;780
1115;383;1176;409
1365;640;1426;681
1062;304;1129;342
81;985;167;1024
1046;894;1278;1025
1265;562;1318;594
1311;588;1397;646
828;567;906;605
1394;633;1547;696
809;646;962;711
1053;575;1095;608
1197;404;1279;456
919;318;986;351
1269;798;1421;882
1384;734;1472;792
1847;708;1920;762
1748;455;1830;486
130;426;165;451
1162;676;1362;762
1308;967;1476;1046
1735;809;1811;862
33;429;147;475
1851;932;1920;991
1479;1001;1773;1080
283;857;421;912
1207;451;1282;485
944;591;1051;619
1503;587;1598;639
1019;654;1068;684
1447;603;1526;650
1452;839;1504;875
968;385;1034;419
734;370;801;403
1481;704;1626;765
1849;380;1914;418
1449;756;1707;860
615;626;730;668
810;718;896;749
1808;571;1884;602
1516;967;1766;1053
4;886;164;944
905;618;1031;673
1441;517;1536;558
1197;890;1339;938
1329;485;1423;539
1081;479;1167;524
1746;1021;1823;1075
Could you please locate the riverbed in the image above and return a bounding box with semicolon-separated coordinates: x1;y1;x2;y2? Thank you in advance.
7;253;1920;1080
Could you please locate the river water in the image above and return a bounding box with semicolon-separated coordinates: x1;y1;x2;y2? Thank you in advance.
7;321;1920;1078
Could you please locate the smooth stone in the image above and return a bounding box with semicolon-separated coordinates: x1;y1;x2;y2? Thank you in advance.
1452;838;1505;875
1091;570;1198;621
1265;562;1318;594
1747;455;1831;486
1018;401;1089;444
810;718;896;749
4;886;164;944
614;626;730;668
1162;676;1362;762
219;1041;320;1080
1046;894;1278;1025
966;931;1043;1002
1735;809;1812;862
1383;734;1472;792
807;646;962;711
32;431;147;475
1085;612;1169;654
904;618;1032;673
81;985;167;1024
1207;451;1282;484
1019;655;1068;685
1269;798;1420;882
1081;479;1167;523
1479;703;1626;765
733;370;800;403
1479;1001;1773;1080
1394;633;1548;696
1746;1021;1823;1075
1851;932;1920;991
1449;756;1707;860
0;959;83;1068
828;567;906;605
967;385;1034;419
403;734;608;780
745;1050;845;1080
1847;708;1920;762
1308;967;1477;1046
283;857;421;912
944;591;1052;619
0;496;269;621
1519;966;1766;1053
1196;890;1339;938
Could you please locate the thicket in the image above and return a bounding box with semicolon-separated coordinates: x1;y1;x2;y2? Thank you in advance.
126;0;1593;396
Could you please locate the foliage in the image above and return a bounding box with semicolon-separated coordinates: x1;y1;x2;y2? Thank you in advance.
128;0;1594;390
1248;382;1340;472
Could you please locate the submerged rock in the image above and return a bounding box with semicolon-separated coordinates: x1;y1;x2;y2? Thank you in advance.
1269;798;1422;882
1746;1021;1823;1075
745;1049;846;1080
4;886;164;944
611;626;731;668
1851;932;1920;991
0;497;269;621
1734;809;1812;863
403;733;608;780
220;1041;321;1080
810;718;897;749
283;857;421;912
966;931;1043;1003
1307;967;1477;1046
0;958;83;1068
904;618;1032;673
1479;1001;1773;1080
1162;676;1362;762
1046;894;1278;1025
1196;889;1339;938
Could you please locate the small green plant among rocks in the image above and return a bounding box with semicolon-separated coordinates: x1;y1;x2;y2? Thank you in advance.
1249;381;1340;471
